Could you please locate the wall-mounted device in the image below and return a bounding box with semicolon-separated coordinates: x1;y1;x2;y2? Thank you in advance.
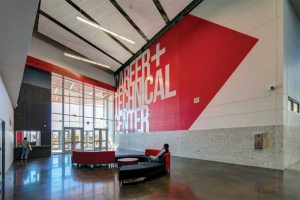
254;133;263;149
194;97;200;104
270;86;275;91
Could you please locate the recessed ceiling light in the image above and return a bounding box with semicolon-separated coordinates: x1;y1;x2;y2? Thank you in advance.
76;16;135;44
64;53;110;69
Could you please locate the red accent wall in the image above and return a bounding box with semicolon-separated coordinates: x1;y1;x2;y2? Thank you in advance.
26;56;116;92
116;15;258;133
16;131;23;146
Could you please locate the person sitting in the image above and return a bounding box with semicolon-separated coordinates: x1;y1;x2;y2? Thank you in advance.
148;143;169;163
20;137;32;160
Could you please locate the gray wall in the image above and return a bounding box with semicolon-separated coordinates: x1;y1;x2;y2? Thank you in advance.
0;0;39;107
22;67;51;89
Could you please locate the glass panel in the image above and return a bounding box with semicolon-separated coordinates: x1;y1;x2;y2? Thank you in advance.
107;92;114;102
95;99;104;119
52;131;62;152
36;131;41;146
31;131;37;145
84;101;93;118
95;119;107;129
84;143;94;151
101;130;107;140
25;131;29;141
84;118;93;131
84;131;94;143
52;101;63;115
64;129;72;143
65;143;71;151
288;99;293;111
74;143;81;150
95;130;100;141
52;75;63;87
74;129;81;142
95;88;105;99
69;97;82;117
52;86;63;95
52;114;62;131
293;102;299;113
84;84;94;98
51;74;115;154
102;141;107;149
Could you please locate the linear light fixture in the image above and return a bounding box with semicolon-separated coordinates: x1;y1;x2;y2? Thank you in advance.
76;16;135;44
64;53;110;69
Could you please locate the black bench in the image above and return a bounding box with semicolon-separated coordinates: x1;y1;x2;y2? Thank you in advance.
119;162;167;184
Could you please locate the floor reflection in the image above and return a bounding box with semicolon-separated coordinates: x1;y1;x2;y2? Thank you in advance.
6;154;120;200
4;153;300;199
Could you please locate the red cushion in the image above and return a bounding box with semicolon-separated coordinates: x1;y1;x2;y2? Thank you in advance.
145;149;171;171
72;150;115;164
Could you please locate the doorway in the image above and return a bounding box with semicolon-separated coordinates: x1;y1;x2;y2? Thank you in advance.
0;119;5;199
64;128;83;152
53;128;109;153
95;129;108;151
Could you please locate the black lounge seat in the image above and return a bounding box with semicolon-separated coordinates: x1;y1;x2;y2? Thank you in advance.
119;162;166;183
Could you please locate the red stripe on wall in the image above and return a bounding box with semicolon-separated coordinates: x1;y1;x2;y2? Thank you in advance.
26;56;116;92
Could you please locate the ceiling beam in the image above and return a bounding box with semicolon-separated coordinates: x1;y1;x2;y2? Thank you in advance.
65;0;134;55
153;0;170;24
39;10;123;65
109;0;149;42
115;0;204;75
32;31;115;75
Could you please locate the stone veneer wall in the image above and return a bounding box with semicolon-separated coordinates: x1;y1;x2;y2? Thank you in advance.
283;112;300;169
116;125;284;170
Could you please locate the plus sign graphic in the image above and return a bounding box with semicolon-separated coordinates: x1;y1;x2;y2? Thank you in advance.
151;43;166;67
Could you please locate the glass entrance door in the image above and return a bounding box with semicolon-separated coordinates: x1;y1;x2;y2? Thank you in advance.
95;129;108;150
94;129;100;150
52;130;63;153
84;131;94;151
64;128;82;152
64;128;72;152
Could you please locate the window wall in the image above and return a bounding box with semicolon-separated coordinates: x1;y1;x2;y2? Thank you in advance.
51;73;115;153
15;130;41;147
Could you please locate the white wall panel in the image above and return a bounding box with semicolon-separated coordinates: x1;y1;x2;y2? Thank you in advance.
190;0;284;129
0;76;14;173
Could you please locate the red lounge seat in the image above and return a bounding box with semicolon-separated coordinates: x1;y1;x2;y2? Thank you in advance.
72;150;115;165
145;149;171;171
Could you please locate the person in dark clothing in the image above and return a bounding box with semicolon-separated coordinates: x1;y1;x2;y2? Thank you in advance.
20;137;32;160
148;143;169;163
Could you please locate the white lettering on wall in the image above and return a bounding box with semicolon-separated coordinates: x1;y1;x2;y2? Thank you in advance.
116;43;176;133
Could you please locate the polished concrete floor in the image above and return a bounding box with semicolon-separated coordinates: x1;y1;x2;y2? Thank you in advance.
4;150;300;200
